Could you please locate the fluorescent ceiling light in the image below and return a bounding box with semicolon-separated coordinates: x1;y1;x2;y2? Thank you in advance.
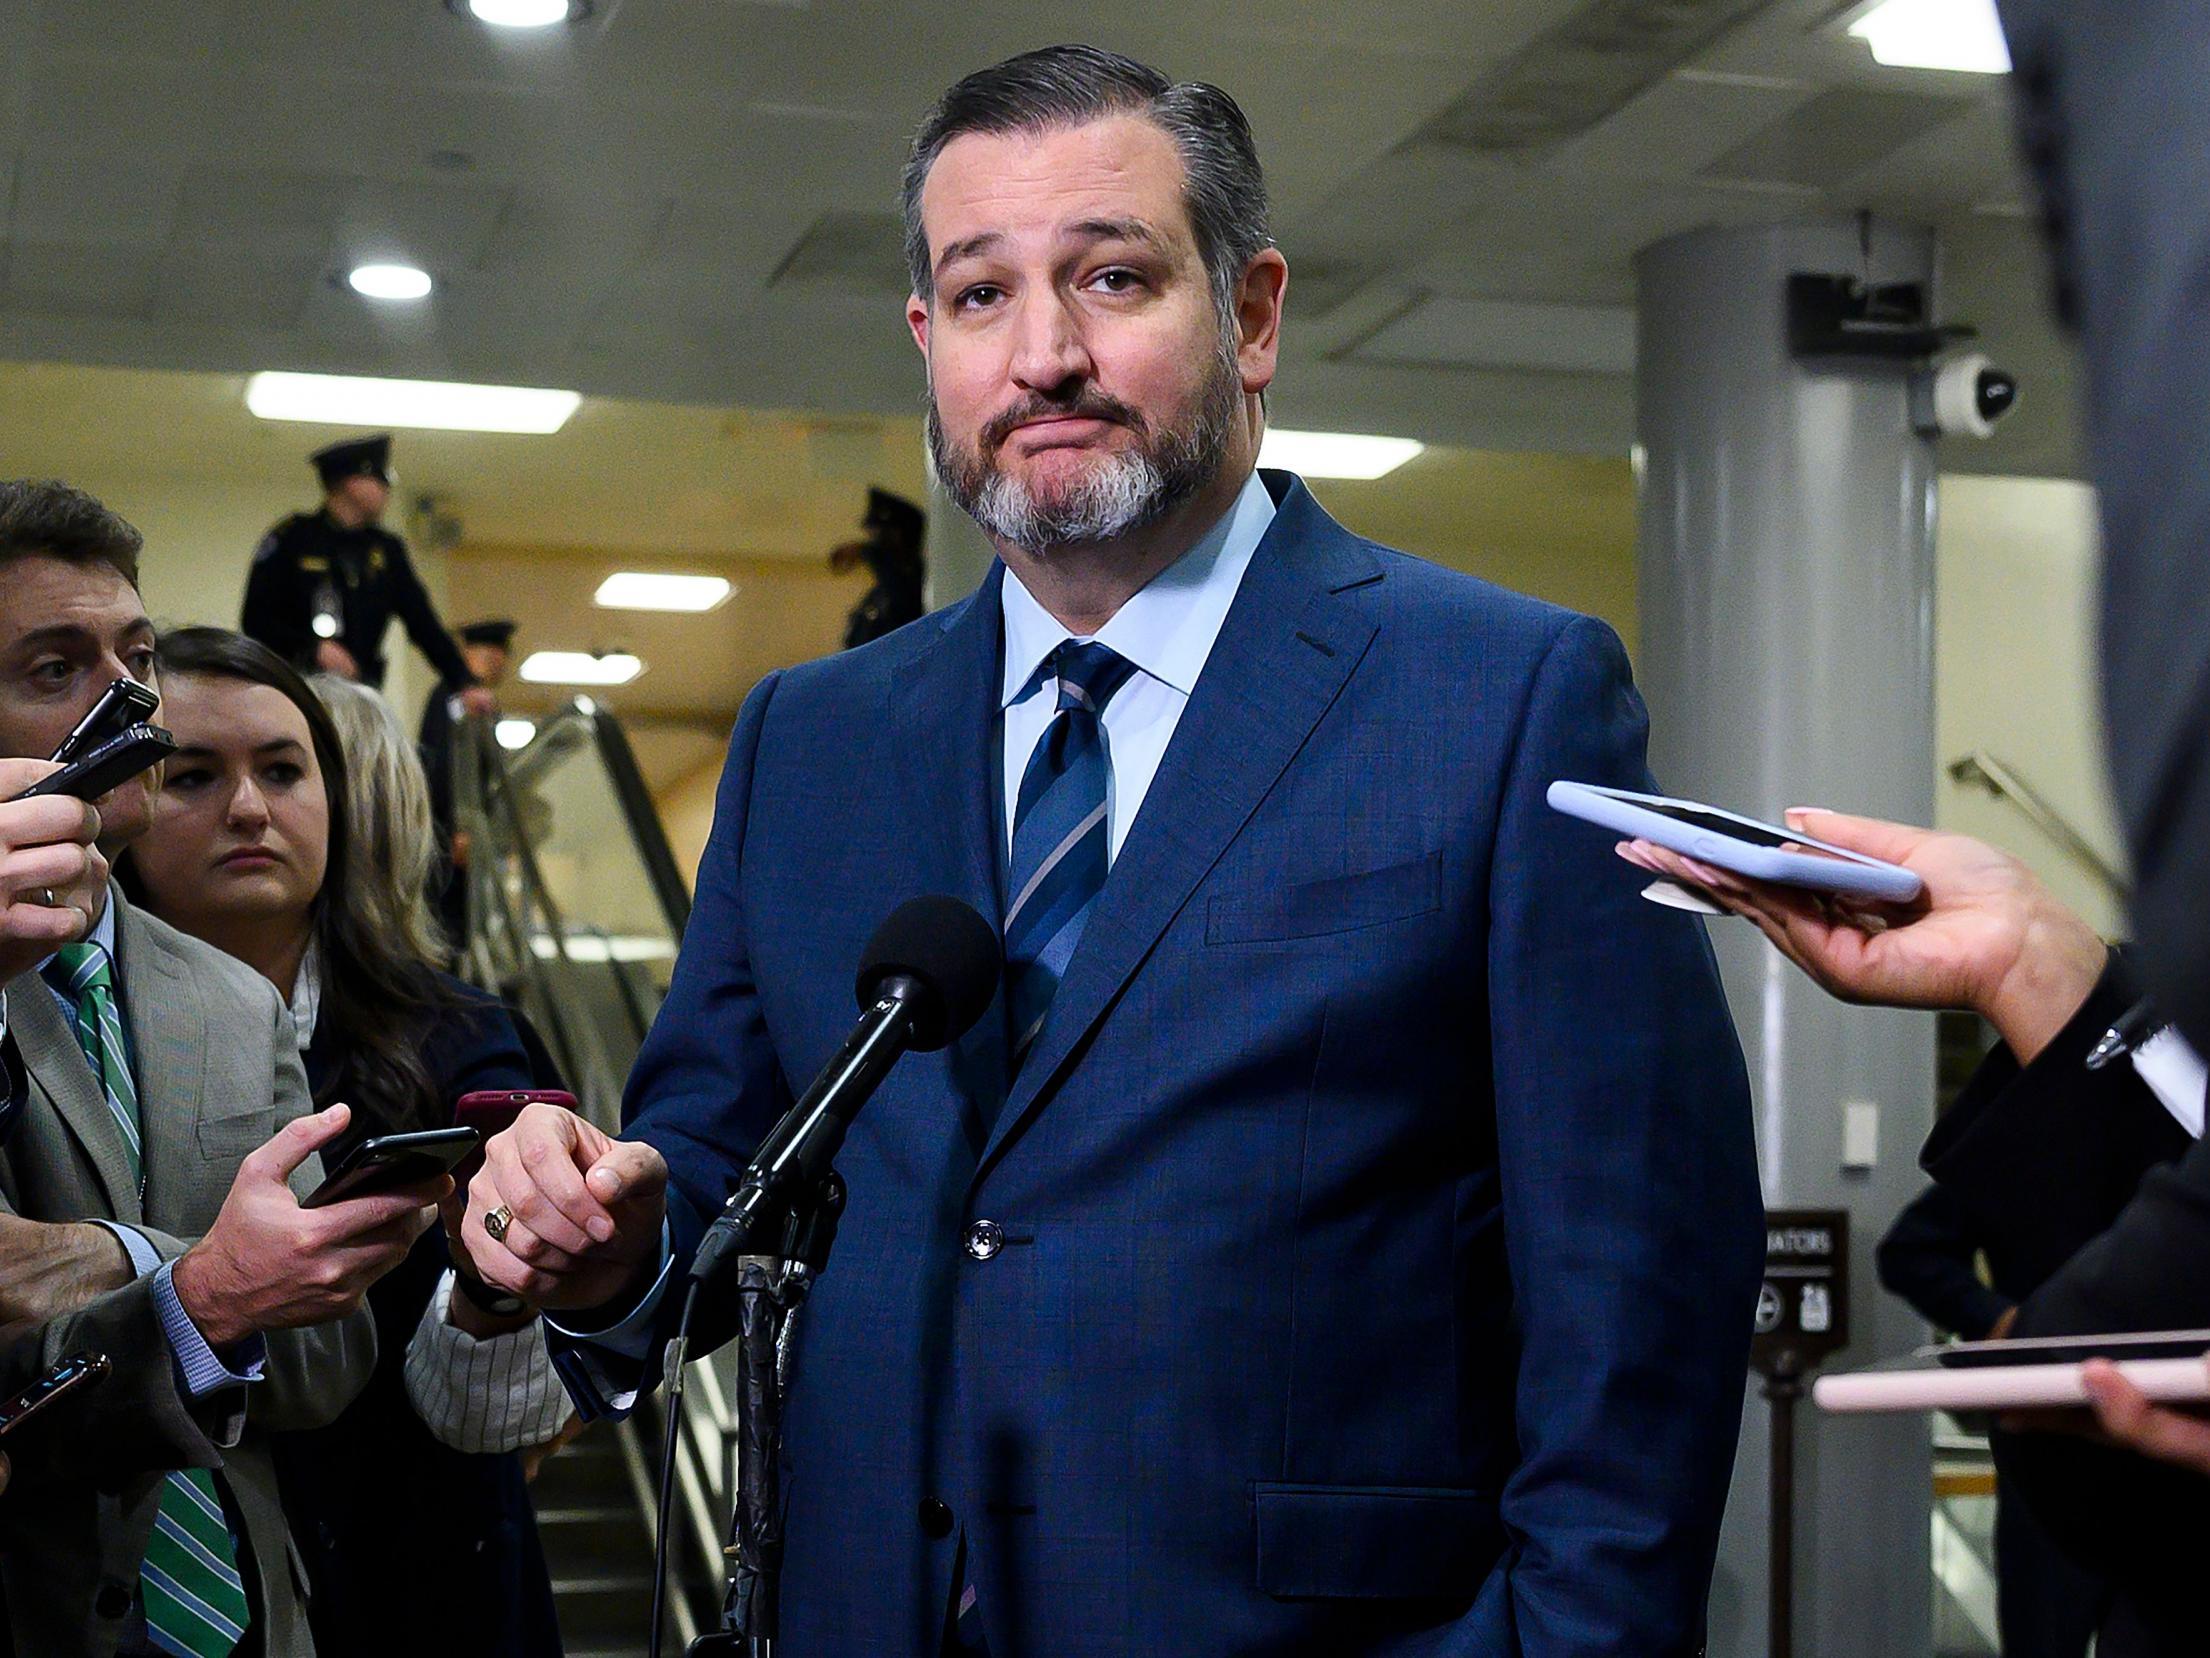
1258;428;1425;481
245;372;581;434
469;0;571;25
1847;0;2011;73
519;651;642;686
346;263;432;301
594;572;734;613
494;717;537;750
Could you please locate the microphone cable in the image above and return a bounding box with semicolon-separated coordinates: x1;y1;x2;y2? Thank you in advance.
648;1279;706;1658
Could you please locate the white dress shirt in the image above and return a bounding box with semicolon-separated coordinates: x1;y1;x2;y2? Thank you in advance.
998;468;1275;861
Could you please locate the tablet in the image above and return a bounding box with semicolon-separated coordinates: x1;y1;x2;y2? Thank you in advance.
1546;781;1924;905
1815;1353;2210;1414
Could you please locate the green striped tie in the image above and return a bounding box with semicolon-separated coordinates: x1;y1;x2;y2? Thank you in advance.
53;943;250;1658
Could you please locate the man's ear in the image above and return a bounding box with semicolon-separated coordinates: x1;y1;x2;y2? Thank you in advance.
1234;249;1288;396
907;291;931;357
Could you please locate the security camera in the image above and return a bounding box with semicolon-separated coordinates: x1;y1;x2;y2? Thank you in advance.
1923;353;2019;439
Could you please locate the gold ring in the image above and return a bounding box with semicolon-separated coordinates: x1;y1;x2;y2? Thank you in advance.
483;1204;514;1242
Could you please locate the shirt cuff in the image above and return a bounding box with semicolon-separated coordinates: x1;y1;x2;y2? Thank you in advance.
405;1271;571;1454
95;1220;163;1280
543;1218;676;1360
153;1260;267;1398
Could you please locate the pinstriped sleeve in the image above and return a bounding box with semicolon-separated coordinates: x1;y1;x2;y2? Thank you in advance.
402;1270;572;1453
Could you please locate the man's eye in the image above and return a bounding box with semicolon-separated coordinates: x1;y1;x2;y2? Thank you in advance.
1091;268;1143;293
125;649;156;681
954;284;1003;312
31;659;72;685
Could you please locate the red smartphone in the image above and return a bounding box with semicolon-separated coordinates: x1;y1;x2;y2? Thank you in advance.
451;1089;579;1184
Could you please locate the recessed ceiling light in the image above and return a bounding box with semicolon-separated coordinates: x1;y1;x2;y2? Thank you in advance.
494;717;538;750
245;371;581;434
1257;428;1426;481
594;573;734;613
519;651;643;686
1847;0;2011;73
347;262;433;301
465;0;578;26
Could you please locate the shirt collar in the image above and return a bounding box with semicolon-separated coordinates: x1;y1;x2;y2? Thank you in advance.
290;937;324;1049
999;468;1276;709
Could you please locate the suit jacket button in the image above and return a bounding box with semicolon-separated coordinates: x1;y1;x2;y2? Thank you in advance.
96;1584;132;1619
919;1497;955;1539
963;1219;1003;1261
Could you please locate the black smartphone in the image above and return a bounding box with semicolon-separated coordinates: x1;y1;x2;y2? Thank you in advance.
0;1352;111;1438
50;679;160;767
9;724;177;803
302;1126;481;1209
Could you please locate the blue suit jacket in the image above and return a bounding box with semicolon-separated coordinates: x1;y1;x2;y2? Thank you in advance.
590;473;1762;1656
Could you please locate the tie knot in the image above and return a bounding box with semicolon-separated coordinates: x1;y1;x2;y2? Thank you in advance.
52;941;113;996
1053;641;1135;716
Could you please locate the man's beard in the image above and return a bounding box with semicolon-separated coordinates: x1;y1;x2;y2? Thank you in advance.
927;337;1241;557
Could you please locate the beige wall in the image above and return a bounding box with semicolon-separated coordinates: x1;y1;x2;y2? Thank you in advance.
1933;474;2124;935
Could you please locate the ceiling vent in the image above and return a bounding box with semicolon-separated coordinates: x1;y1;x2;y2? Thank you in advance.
769;211;907;297
1417;0;1782;155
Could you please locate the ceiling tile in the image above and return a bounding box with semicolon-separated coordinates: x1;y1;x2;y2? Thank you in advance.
1;243;159;321
1704;86;1976;189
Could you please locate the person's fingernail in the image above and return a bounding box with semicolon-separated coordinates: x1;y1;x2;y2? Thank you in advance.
587;1215;613;1243
1785;806;1827;822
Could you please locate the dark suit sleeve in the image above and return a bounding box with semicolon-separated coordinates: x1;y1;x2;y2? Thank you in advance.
545;672;794;1399
239;523;317;670
385;536;476;689
1874;1184;2012;1339
1923;953;2193;1290
1473;617;1765;1658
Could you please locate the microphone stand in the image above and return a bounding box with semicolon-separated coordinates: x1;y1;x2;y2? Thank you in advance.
684;1171;846;1658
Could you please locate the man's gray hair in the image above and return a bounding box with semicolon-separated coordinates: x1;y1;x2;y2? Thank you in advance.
900;45;1273;332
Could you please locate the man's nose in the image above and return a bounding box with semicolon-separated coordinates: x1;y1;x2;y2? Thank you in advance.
1008;289;1093;395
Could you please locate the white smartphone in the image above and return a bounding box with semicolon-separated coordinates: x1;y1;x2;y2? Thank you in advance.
1546;781;1925;905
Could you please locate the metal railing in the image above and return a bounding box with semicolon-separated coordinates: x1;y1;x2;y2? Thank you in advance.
1946;749;2130;899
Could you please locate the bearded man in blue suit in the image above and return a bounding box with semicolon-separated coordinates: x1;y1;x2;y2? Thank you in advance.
462;45;1763;1658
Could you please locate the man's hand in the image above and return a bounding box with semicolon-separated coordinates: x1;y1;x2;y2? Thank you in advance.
313;640;360;679
0;1214;132;1329
519;1412;588;1483
1617;810;2109;1064
2079;1357;2210;1476
457;685;497;718
171;1104;445;1348
0;763;105;981
461;1102;668;1312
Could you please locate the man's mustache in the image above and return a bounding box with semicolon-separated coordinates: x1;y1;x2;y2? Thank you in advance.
981;391;1147;454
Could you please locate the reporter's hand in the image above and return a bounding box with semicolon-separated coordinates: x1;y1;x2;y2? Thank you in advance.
313;641;360;679
2078;1357;2210;1476
172;1104;446;1347
1617;809;2108;1063
457;685;497;718
461;1102;667;1312
519;1412;587;1483
0;763;106;980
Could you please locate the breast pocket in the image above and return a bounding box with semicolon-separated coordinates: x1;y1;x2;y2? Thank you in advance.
1206;851;1443;945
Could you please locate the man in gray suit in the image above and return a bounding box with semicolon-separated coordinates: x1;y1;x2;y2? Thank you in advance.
0;480;449;1658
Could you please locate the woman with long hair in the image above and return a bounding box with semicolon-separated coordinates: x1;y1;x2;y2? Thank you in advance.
123;626;566;1657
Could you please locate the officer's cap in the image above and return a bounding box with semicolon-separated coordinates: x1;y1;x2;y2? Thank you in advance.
312;434;393;490
459;618;518;649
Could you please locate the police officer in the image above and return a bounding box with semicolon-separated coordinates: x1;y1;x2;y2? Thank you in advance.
828;487;927;649
241;434;494;712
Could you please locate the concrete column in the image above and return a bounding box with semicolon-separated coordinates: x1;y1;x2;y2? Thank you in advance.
1635;220;1938;1658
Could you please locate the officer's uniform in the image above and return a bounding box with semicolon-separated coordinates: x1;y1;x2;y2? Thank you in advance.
420;618;515;953
239;435;474;692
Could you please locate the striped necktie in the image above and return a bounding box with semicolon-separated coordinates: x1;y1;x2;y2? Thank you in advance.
50;943;250;1658
1003;641;1137;1066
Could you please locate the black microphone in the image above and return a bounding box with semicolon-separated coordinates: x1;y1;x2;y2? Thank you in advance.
688;895;1000;1287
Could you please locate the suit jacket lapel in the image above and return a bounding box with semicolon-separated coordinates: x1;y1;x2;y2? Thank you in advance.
8;965;138;1221
887;567;1013;1133
975;479;1382;1181
112;890;217;1226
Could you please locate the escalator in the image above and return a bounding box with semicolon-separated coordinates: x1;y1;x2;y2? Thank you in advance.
449;698;745;1655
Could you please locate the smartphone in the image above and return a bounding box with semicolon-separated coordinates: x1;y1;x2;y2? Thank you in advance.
452;1089;578;1184
50;680;160;767
1546;780;1925;905
10;724;177;803
0;1352;111;1438
1930;1327;2210;1369
302;1126;481;1209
